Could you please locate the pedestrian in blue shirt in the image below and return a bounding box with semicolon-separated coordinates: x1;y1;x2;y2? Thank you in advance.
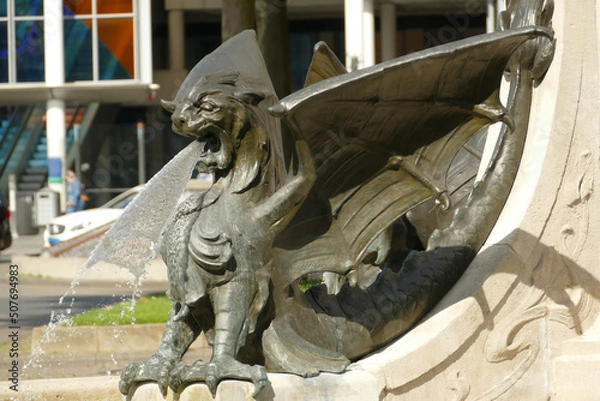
66;169;82;214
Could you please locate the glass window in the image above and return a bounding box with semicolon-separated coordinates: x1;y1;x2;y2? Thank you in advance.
64;19;92;81
0;22;7;82
98;18;133;80
97;0;132;14
15;0;43;16
290;33;318;91
0;1;7;17
15;20;44;82
64;0;91;16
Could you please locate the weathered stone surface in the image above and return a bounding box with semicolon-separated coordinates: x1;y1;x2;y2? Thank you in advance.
0;376;122;401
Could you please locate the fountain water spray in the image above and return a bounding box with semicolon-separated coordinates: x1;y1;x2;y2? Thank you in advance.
22;140;203;384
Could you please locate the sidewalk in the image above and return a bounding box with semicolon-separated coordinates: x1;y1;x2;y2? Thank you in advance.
0;231;44;260
2;231;169;283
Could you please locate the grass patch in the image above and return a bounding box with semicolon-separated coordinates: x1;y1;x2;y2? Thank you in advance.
68;292;170;326
68;280;324;326
299;278;323;292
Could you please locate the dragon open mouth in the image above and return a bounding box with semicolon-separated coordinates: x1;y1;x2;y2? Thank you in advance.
195;125;233;173
197;125;224;154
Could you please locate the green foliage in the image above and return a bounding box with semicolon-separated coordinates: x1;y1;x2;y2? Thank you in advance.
68;280;325;327
68;292;170;326
298;278;323;293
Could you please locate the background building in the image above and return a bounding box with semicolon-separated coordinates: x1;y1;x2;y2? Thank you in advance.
0;0;496;218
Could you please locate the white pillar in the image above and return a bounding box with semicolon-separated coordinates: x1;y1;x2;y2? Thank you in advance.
44;1;64;86
345;0;364;71
44;0;67;211
345;0;376;71
478;0;509;182
168;9;185;71
363;0;375;67
138;0;154;82
46;100;67;211
486;0;496;33
380;2;397;61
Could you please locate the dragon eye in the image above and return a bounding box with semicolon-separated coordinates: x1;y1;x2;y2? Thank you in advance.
201;102;216;112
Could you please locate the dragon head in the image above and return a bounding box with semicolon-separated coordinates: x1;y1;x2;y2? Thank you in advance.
161;30;286;194
161;72;281;194
162;79;266;176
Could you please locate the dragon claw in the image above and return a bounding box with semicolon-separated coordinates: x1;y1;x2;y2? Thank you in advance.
119;356;174;396
205;363;219;395
252;376;269;397
168;358;269;397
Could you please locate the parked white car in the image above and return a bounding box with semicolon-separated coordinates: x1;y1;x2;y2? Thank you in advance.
43;178;213;248
43;186;143;248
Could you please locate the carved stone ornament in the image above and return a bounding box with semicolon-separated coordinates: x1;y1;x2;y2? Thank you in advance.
84;0;556;397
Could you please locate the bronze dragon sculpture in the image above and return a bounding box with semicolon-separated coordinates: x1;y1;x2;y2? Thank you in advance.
89;0;555;397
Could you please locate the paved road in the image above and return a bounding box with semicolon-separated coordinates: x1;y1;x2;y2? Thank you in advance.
0;268;168;340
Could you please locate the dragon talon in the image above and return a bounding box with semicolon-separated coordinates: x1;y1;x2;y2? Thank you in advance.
157;377;169;397
252;378;269;397
119;357;176;396
204;363;219;396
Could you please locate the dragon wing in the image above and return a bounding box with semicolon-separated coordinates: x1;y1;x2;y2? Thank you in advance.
271;27;552;287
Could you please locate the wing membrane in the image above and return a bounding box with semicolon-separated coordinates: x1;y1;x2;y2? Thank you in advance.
272;27;553;285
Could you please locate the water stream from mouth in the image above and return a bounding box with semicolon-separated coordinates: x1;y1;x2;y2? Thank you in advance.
19;140;203;395
84;139;203;277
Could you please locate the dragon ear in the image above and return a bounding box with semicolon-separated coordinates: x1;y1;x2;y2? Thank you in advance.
236;90;266;106
161;99;177;113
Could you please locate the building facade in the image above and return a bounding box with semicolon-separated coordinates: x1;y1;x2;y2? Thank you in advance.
0;0;496;216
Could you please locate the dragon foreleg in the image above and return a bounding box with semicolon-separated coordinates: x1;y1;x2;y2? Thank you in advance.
119;308;203;396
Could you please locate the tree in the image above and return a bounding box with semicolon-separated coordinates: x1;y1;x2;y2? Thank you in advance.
221;0;255;42
221;0;291;98
256;0;291;97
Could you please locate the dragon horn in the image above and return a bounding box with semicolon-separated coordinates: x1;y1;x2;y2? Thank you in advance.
161;99;177;113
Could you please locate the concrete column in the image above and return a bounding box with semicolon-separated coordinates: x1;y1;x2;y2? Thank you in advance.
345;0;364;71
137;122;146;185
363;0;375;67
344;0;375;70
46;100;67;211
168;9;185;71
138;0;154;82
44;0;66;210
478;0;509;181
486;0;496;33
380;2;397;61
44;1;64;86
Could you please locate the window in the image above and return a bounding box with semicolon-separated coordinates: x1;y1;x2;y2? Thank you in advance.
0;0;45;83
64;0;135;82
